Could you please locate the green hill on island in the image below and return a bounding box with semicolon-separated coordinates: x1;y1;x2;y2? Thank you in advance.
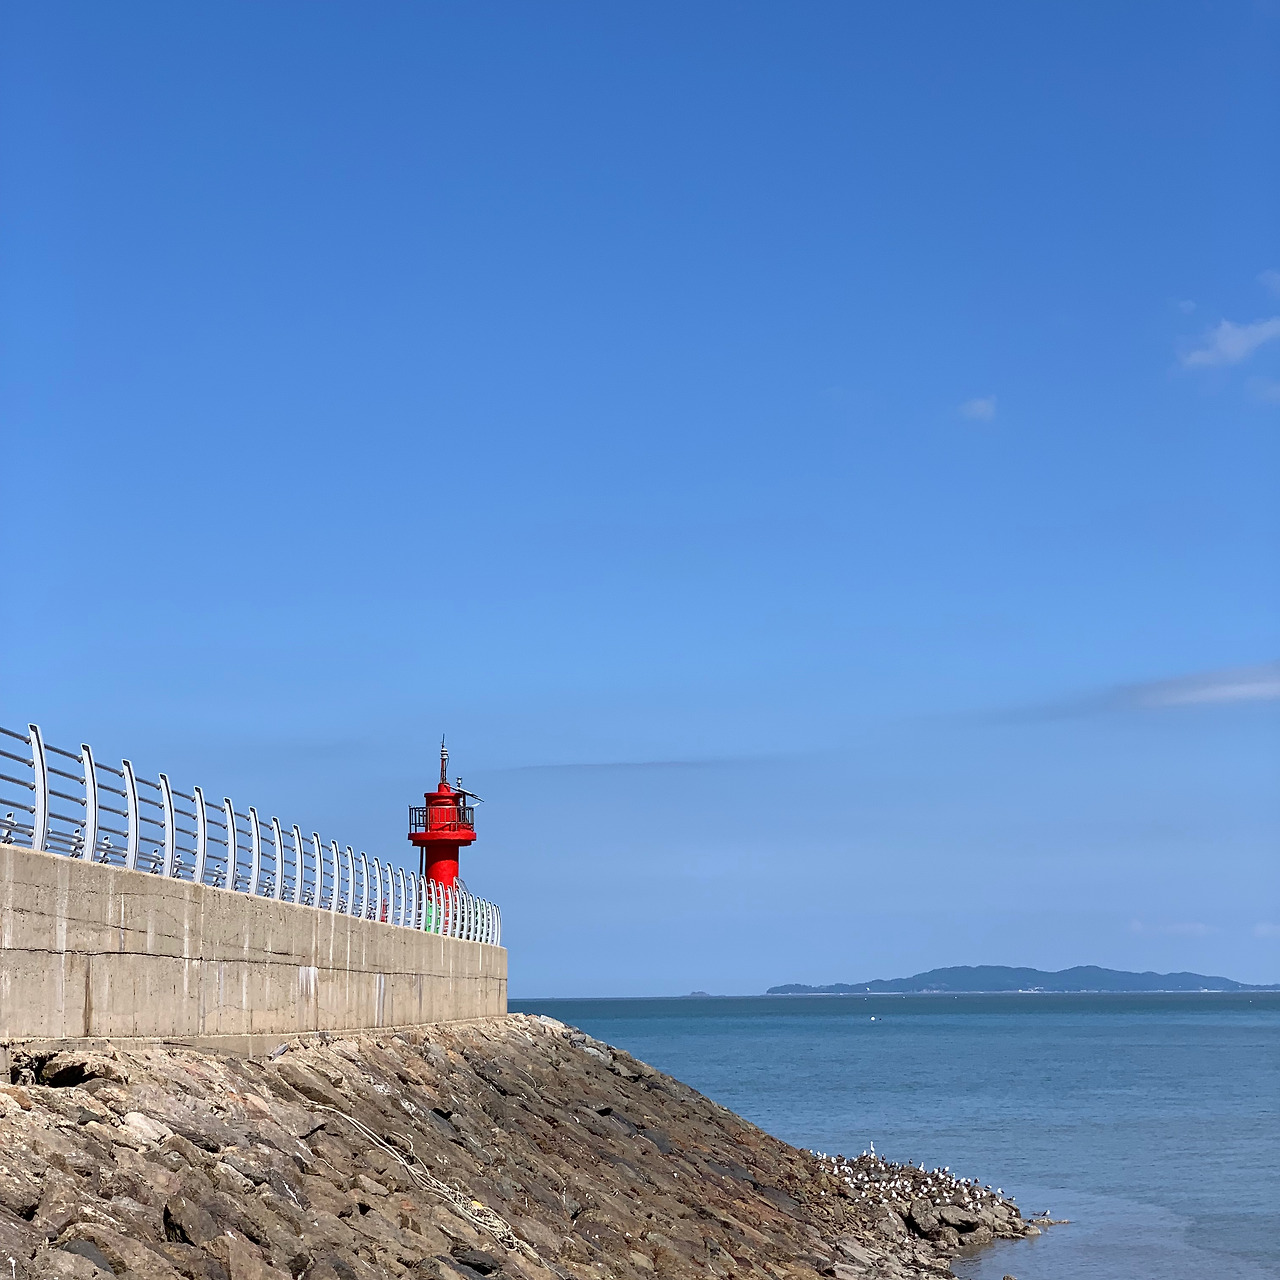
767;965;1278;994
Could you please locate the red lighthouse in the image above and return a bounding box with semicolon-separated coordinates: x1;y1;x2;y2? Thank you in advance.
408;739;478;887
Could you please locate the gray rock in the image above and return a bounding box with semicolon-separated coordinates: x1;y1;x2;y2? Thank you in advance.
937;1204;980;1230
60;1239;117;1274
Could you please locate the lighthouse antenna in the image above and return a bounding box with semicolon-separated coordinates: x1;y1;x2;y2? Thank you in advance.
440;736;449;786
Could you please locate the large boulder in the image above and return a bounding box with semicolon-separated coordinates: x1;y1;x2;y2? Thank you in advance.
907;1196;939;1236
938;1203;981;1230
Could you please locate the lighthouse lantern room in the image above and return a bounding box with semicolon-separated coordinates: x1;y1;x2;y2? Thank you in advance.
407;739;478;887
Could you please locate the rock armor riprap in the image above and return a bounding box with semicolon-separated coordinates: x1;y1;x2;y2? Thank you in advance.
0;1014;1048;1279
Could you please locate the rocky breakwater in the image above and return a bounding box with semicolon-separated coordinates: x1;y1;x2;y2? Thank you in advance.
0;1014;1048;1280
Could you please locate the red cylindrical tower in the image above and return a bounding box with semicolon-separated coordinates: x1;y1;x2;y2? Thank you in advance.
407;739;477;886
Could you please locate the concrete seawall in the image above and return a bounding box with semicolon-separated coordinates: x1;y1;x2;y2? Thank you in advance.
0;841;506;1051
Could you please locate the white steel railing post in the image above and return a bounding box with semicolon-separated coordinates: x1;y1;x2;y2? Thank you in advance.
159;774;176;876
80;742;99;861
406;870;415;929
271;817;285;898
193;786;209;885
309;832;322;906
222;798;237;890
394;868;405;926
328;840;340;911
249;807;263;895
342;846;354;914
28;724;49;852
358;852;369;919
372;858;384;922
494;904;501;946
291;826;304;904
122;759;140;871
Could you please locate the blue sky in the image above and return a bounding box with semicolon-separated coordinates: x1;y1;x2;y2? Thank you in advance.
2;2;1277;993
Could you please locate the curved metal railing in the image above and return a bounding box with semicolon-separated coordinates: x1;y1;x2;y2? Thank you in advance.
0;722;501;946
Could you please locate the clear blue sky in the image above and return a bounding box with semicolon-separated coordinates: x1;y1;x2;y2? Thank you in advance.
2;2;1277;993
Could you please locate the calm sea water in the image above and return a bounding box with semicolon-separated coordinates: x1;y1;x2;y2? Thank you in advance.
511;994;1280;1280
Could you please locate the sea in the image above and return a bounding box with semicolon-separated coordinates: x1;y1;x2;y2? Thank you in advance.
511;993;1280;1280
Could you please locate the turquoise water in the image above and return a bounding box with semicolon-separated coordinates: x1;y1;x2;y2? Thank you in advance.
511;993;1280;1279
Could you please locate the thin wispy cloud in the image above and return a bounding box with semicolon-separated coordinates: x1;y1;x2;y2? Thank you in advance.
494;754;778;775
1255;922;1280;939
993;660;1280;722
1181;316;1280;367
959;396;996;421
1131;663;1280;708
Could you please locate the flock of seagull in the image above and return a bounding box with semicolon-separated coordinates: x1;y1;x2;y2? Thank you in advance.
806;1143;1015;1212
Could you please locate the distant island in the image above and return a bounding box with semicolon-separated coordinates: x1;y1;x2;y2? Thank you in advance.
768;965;1279;994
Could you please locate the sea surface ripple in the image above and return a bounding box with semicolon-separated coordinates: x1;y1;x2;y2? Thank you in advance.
512;992;1280;1280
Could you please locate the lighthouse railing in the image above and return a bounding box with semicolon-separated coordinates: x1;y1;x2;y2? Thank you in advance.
0;722;501;947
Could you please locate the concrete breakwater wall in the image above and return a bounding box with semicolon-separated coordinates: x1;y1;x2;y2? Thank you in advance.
0;842;506;1050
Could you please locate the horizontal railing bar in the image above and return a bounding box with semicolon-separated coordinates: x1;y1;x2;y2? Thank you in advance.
138;812;164;827
93;762;125;778
0;728;31;744
49;789;85;806
48;811;85;827
48;766;85;784
97;825;128;838
98;803;129;819
172;790;194;801
0;801;36;815
0;773;35;791
136;776;160;790
0;749;33;768
46;743;82;762
173;808;195;821
138;794;163;809
97;783;127;798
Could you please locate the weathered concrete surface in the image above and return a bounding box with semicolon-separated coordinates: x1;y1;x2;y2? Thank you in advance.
0;843;506;1045
0;1016;1042;1280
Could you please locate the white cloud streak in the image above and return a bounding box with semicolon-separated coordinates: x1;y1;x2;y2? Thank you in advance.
1128;662;1280;708
959;396;996;421
1181;316;1280;367
995;661;1280;723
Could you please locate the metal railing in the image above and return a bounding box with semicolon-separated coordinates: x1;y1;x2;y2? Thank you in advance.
0;723;501;946
408;804;476;833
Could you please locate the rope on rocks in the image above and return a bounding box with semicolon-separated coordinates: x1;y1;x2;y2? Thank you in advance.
303;1103;536;1259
